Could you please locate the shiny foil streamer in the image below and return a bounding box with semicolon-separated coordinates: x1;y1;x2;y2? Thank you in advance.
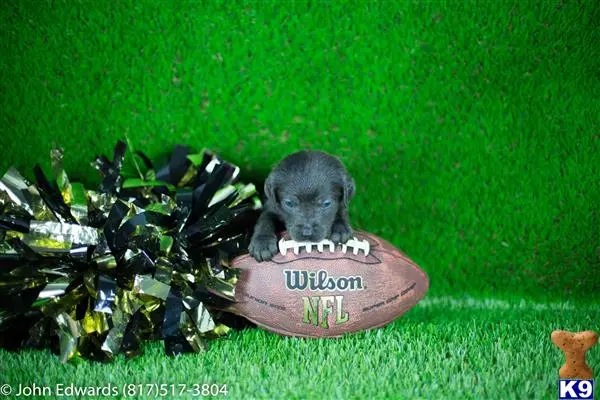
0;141;261;362
0;167;34;216
29;221;100;245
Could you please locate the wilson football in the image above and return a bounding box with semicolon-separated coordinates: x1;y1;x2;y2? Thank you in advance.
229;230;429;338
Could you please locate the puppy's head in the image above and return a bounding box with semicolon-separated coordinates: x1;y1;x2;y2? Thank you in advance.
264;150;355;242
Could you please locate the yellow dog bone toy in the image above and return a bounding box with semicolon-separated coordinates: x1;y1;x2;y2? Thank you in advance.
551;330;598;379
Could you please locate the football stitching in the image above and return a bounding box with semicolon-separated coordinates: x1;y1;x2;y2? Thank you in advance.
278;236;371;256
233;233;418;268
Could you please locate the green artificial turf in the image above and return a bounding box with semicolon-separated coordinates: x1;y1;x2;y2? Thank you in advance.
1;0;599;398
1;295;599;400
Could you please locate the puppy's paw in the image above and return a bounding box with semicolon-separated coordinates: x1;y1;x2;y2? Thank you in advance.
249;234;278;262
330;222;353;244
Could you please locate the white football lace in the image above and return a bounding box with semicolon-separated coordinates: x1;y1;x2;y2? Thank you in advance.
278;237;370;256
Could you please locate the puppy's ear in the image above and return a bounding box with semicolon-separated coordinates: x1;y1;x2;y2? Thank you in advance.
264;173;279;204
341;171;355;207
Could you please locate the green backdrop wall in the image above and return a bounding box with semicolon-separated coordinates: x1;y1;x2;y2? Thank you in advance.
1;1;598;302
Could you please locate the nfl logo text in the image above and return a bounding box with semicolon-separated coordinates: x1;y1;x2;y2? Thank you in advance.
558;380;594;400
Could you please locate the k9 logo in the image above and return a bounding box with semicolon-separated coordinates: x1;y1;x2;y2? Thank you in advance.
558;380;594;400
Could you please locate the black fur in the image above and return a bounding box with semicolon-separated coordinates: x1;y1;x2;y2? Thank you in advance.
249;150;355;261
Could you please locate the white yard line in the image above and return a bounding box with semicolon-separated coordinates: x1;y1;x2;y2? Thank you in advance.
418;295;600;312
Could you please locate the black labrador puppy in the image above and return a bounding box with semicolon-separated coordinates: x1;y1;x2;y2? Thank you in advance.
249;150;355;261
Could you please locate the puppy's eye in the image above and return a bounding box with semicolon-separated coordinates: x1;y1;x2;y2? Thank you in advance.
322;200;332;209
283;199;296;209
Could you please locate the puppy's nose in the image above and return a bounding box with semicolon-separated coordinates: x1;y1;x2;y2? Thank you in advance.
301;225;313;237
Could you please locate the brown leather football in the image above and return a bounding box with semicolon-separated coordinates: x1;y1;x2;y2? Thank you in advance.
229;230;429;338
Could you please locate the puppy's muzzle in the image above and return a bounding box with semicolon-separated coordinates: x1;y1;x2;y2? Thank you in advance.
293;223;324;242
301;225;313;237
